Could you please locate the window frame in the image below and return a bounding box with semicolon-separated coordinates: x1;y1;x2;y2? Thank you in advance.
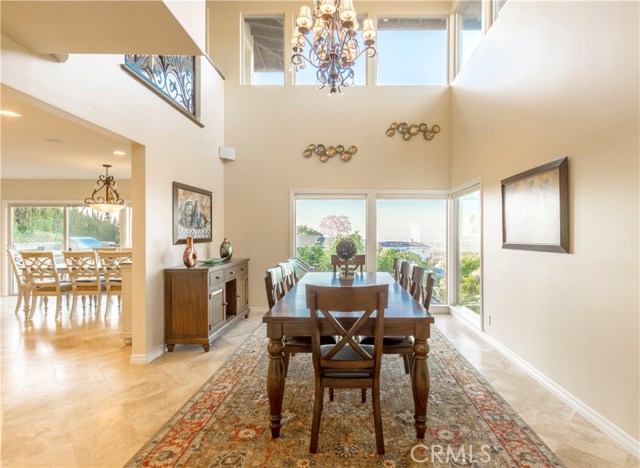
290;189;451;313
242;14;286;86
455;0;484;77
4;202;132;295
374;15;450;86
448;180;483;328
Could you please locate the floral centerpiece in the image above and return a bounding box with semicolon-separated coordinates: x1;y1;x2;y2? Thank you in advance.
335;237;358;279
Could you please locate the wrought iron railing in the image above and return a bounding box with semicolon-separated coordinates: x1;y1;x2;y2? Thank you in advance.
124;55;195;116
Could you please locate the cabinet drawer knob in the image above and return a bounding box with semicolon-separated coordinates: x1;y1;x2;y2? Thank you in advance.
230;271;234;275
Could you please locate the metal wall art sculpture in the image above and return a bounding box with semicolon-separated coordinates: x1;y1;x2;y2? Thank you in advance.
303;144;357;162
386;122;441;141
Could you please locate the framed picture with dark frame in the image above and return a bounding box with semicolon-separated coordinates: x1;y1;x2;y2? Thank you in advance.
501;157;569;253
173;182;212;245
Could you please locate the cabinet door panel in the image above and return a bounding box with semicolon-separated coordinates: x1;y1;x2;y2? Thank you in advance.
237;276;248;310
209;285;225;334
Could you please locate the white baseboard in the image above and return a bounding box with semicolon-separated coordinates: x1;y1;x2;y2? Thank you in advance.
472;325;639;457
428;304;450;314
129;345;165;365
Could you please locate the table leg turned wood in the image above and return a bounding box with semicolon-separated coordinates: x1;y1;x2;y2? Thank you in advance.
267;325;285;438
412;336;430;439
22;285;31;319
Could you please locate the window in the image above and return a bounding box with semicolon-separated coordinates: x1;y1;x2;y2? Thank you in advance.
493;0;508;22
376;198;447;304
69;207;121;250
457;0;482;73
11;206;64;253
454;189;481;315
294;196;366;272
243;16;285;85
8;205;131;293
291;191;450;306
376;17;448;85
293;17;367;87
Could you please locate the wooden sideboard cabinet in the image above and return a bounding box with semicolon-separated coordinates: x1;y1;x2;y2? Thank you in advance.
164;258;250;352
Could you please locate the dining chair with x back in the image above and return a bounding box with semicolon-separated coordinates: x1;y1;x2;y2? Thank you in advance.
306;283;388;455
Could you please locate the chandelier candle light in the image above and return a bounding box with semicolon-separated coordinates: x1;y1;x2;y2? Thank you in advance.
85;164;125;216
292;0;377;94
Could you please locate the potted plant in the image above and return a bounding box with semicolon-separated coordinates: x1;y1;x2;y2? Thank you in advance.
335;236;358;283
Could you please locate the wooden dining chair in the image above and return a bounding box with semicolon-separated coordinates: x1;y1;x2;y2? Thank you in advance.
306;283;388;455
265;265;336;378
399;260;415;291
392;257;404;282
331;254;365;274
361;266;434;375
266;266;300;375
410;266;435;309
278;260;297;293
63;251;103;316
7;249;28;315
97;250;132;316
264;265;285;309
21;251;72;319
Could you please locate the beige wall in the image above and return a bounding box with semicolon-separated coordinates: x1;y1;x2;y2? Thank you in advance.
1;179;132;201
1;37;226;360
210;1;452;307
450;1;639;441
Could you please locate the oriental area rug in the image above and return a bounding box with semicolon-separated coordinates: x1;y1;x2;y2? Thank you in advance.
127;325;565;468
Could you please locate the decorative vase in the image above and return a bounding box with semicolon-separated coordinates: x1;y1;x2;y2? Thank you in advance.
183;236;198;268
338;275;354;286
220;237;233;260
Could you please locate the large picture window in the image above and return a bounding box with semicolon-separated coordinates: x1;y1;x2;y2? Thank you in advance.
292;191;451;308
294;196;366;272
8;205;131;293
376;198;447;304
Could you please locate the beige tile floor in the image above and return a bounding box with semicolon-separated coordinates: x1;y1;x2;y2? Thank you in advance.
1;296;638;467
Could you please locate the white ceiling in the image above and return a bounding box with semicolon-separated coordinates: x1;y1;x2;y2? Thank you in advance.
1;86;132;180
0;1;204;55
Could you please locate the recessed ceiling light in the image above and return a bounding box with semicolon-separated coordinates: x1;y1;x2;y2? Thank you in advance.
113;150;126;156
0;110;22;117
45;138;63;143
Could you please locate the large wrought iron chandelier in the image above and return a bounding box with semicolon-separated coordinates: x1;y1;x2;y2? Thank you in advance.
85;164;125;215
292;0;377;94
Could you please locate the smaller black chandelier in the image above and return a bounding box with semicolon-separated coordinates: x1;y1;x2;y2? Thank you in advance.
85;164;125;215
292;0;377;94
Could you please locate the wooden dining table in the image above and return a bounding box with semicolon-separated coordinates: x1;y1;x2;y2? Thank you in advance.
262;271;435;439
